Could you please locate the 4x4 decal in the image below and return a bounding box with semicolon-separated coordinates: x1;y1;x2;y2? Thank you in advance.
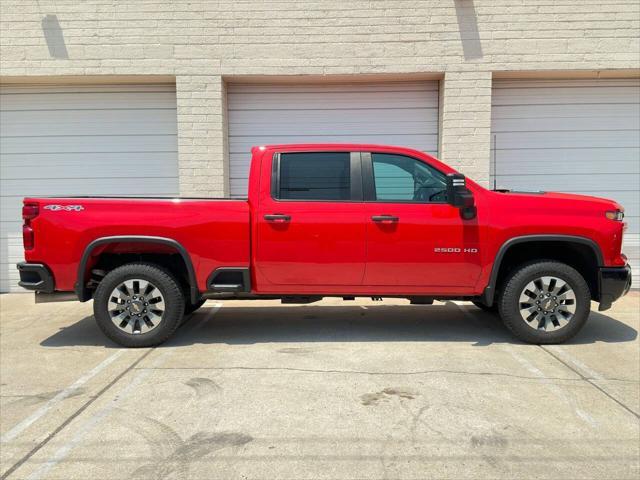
43;204;84;212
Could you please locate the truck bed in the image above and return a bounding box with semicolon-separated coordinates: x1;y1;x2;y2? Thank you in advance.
23;196;251;292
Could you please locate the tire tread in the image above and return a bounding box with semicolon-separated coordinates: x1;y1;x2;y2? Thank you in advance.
498;260;591;344
93;262;185;347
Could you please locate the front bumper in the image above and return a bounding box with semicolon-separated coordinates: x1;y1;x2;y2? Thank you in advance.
598;264;632;311
16;262;54;293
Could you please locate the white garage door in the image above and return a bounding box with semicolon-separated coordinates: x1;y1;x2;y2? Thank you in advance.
0;84;179;292
491;78;640;285
227;82;440;197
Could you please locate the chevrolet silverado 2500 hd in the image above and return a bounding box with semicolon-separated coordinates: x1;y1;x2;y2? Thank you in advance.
18;144;632;347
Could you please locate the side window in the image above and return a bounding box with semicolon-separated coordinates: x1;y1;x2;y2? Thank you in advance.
277;152;351;200
371;153;447;203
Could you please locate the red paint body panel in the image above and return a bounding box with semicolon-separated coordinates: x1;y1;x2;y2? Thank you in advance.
24;198;250;292
23;143;627;298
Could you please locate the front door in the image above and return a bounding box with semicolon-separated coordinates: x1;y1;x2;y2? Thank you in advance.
362;152;482;290
255;151;366;287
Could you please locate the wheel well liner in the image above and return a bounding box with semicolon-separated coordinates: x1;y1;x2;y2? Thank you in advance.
76;236;199;303
483;235;603;306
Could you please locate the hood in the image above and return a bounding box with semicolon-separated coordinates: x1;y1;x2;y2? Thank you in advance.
488;189;623;213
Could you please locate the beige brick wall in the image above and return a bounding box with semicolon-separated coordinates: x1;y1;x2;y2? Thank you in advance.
1;0;639;194
438;70;493;185
176;76;227;197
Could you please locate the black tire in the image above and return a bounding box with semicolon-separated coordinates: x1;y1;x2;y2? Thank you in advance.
472;301;498;313
185;298;206;315
498;260;591;344
93;263;185;347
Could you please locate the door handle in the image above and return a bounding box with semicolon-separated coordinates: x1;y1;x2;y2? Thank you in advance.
371;215;399;223
264;214;291;223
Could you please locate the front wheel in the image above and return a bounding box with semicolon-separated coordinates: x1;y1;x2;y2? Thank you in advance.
498;261;591;344
93;263;185;347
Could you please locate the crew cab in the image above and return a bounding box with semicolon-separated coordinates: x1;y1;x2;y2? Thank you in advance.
17;144;632;347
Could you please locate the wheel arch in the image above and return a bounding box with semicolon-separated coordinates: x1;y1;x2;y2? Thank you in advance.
76;236;199;304
483;235;603;306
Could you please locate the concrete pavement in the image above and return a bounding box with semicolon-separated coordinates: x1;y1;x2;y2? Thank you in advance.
1;293;638;479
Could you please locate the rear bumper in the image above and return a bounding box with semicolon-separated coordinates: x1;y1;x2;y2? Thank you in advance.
16;262;54;293
598;264;632;311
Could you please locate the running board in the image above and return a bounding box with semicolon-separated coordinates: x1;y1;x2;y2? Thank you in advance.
206;267;251;293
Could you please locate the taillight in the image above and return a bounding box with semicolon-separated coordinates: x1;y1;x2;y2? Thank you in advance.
23;225;34;250
22;203;38;250
22;204;39;221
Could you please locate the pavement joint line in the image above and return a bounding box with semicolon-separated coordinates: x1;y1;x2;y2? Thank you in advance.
24;350;170;480
21;303;222;480
539;345;640;420
503;344;599;428
2;303;222;480
0;348;151;480
0;349;126;445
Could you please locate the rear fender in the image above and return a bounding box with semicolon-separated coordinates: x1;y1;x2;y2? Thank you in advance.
76;235;198;303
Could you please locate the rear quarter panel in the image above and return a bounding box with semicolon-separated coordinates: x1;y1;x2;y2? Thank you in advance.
24;197;250;292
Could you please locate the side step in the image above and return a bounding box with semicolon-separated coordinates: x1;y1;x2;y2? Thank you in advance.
207;267;251;293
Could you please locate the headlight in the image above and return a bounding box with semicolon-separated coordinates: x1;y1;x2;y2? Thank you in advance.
605;210;624;221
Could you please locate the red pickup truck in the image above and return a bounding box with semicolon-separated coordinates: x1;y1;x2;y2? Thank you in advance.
18;144;631;347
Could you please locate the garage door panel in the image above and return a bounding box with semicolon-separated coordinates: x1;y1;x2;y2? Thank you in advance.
492;85;640;106
227;121;437;137
230;92;438;110
0;222;22;238
0;84;179;292
229;107;437;125
491;147;640;169
624;218;639;235
0;91;177;111
1;177;178;197
1;109;178;137
0;151;177;169
492;147;639;169
493;130;639;150
229;135;438;156
1;158;179;180
492;115;639;133
492;103;640;122
1;134;177;155
230;83;439;94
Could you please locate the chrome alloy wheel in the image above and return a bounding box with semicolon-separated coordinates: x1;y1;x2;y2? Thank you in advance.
108;279;165;335
518;276;576;332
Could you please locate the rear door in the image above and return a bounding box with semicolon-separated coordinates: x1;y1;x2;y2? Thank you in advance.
362;152;482;291
254;150;366;287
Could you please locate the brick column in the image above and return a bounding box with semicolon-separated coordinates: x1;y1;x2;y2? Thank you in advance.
176;75;228;197
438;70;492;187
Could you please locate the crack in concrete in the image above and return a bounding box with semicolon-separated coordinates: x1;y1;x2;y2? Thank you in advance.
133;364;625;383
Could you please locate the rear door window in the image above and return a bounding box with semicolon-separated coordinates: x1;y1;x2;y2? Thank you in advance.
276;152;352;201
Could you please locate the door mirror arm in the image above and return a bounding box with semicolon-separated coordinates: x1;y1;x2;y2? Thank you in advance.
446;173;476;219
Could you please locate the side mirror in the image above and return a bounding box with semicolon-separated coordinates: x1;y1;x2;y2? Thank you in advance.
446;173;476;219
446;173;474;208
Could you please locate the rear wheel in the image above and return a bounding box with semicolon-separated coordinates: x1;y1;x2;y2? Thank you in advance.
498;261;591;344
93;263;185;347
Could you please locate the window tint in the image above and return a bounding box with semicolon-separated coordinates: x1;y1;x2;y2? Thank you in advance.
372;153;447;202
278;152;351;200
